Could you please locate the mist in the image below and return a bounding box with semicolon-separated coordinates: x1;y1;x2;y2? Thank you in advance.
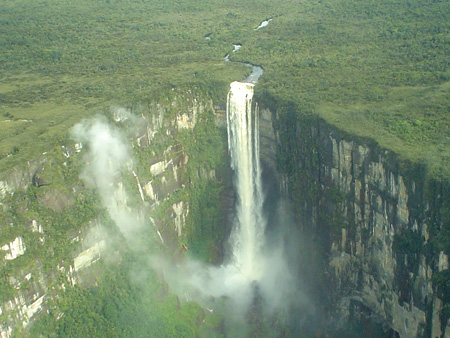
71;116;146;244
148;196;313;336
71;109;313;336
151;81;314;335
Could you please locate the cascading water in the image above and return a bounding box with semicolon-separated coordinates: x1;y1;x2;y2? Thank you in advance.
153;82;269;310
152;18;310;335
153;67;306;338
227;81;265;282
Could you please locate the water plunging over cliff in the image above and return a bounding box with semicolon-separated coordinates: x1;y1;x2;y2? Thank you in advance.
227;81;265;281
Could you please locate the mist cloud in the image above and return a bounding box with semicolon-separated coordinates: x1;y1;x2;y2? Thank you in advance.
71;114;313;335
71;117;144;242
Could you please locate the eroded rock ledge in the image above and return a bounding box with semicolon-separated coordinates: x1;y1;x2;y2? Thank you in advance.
261;105;450;337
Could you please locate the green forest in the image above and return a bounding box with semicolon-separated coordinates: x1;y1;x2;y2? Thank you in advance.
2;0;450;177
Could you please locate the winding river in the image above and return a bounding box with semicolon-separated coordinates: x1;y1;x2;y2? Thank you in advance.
223;18;272;84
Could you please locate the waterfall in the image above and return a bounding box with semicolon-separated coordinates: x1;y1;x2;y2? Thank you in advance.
226;81;266;281
154;79;298;322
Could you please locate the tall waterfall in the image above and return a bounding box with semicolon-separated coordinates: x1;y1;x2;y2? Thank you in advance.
227;81;266;281
154;80;298;322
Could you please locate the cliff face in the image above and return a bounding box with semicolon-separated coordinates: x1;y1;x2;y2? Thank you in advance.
261;107;450;338
0;93;225;336
2;88;449;337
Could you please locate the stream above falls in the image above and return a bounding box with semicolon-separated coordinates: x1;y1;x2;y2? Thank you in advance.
223;18;272;84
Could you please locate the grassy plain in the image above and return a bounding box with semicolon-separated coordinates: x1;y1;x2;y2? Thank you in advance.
240;0;450;177
2;0;450;176
0;0;260;171
1;0;449;178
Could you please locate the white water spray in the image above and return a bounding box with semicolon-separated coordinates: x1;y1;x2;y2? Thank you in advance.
155;81;269;303
227;81;265;281
151;78;302;318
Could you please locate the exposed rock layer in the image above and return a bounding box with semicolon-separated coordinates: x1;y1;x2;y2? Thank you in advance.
260;106;450;338
0;94;218;337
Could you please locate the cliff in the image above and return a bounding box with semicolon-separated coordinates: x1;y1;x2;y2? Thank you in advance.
0;92;229;336
2;84;449;337
262;105;450;337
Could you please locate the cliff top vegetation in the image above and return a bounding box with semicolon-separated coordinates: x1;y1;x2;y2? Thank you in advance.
1;0;449;178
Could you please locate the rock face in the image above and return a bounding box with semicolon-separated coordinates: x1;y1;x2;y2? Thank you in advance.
3;86;448;337
2;237;26;261
261;108;450;338
259;107;278;179
0;157;47;200
0;92;220;337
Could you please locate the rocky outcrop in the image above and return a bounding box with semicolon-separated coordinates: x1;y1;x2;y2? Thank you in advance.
0;92;219;337
262;106;450;337
259;107;278;174
0;157;47;201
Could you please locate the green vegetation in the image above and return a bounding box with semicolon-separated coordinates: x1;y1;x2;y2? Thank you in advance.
246;0;450;178
393;231;424;256
26;254;223;338
177;109;230;261
186;180;225;261
2;0;450;336
0;101;230;335
2;0;449;176
0;0;252;172
0;143;101;278
433;269;450;331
